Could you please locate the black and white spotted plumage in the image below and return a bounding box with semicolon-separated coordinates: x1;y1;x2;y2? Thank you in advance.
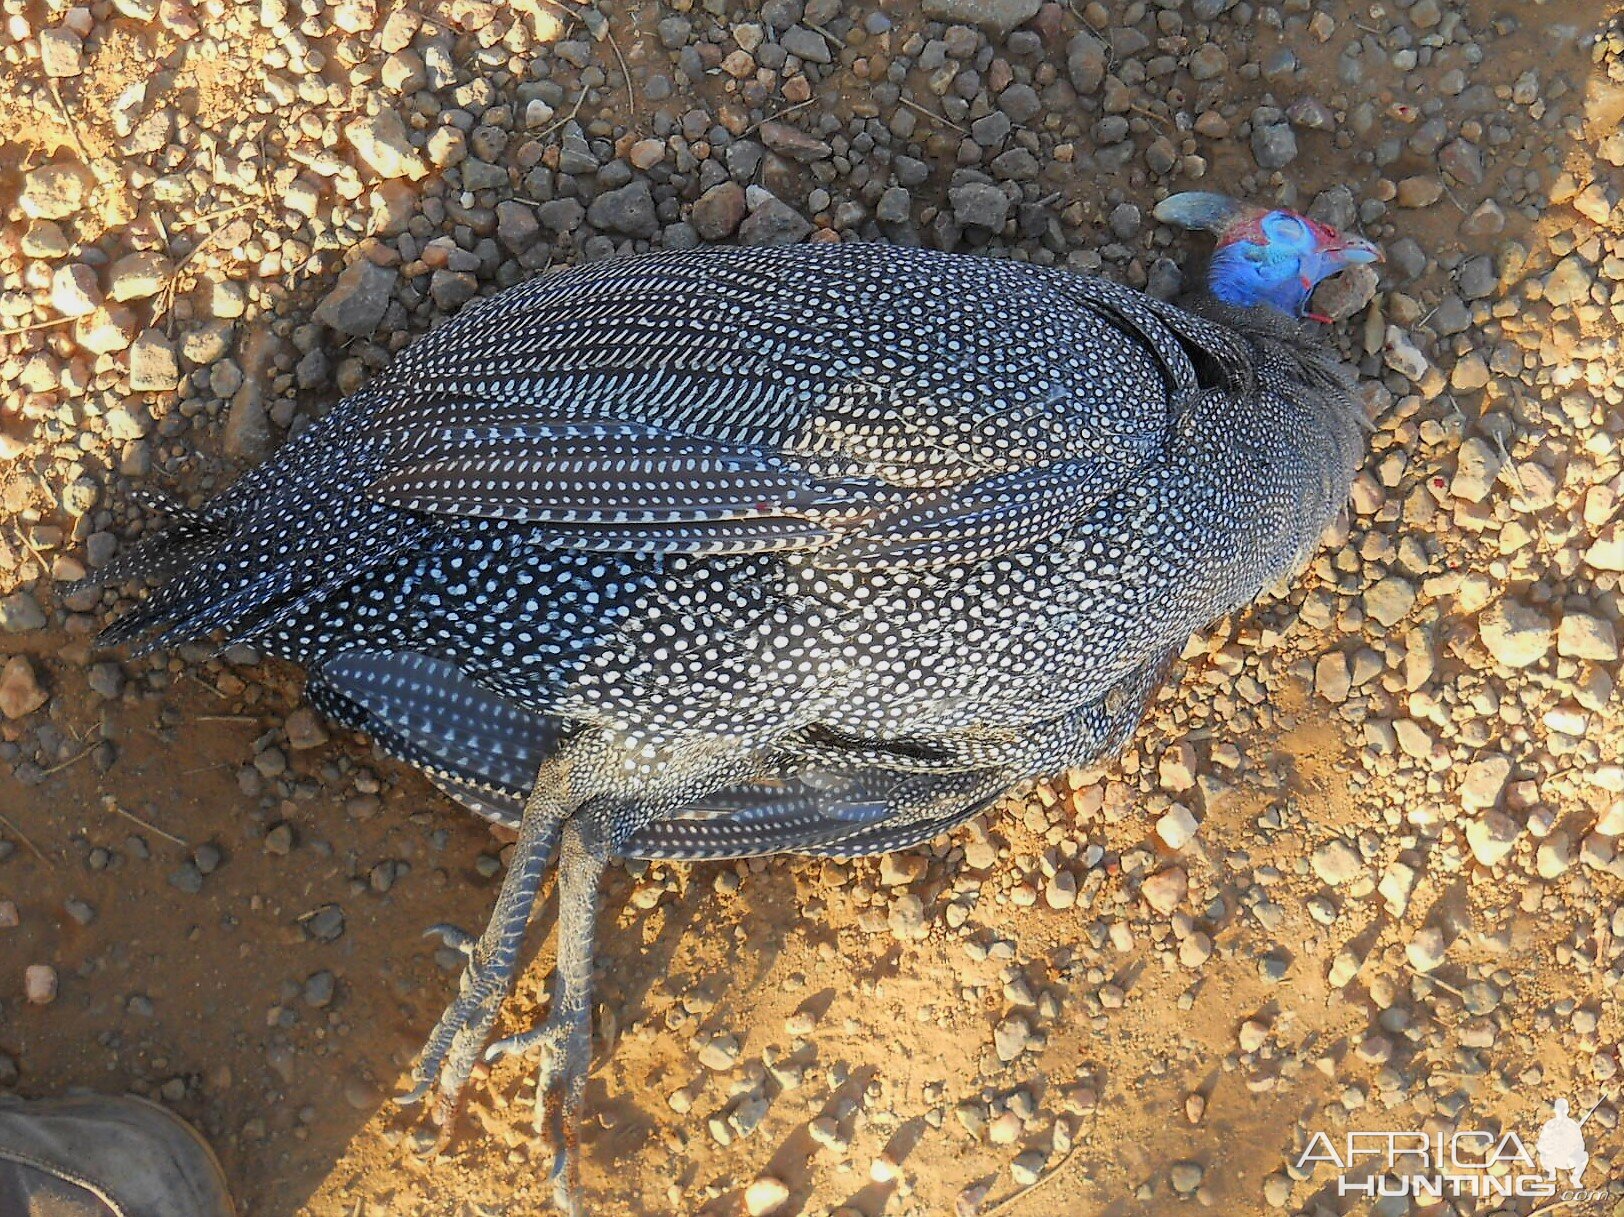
100;241;1364;858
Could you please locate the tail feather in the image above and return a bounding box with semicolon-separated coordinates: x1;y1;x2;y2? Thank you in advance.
74;490;228;595
92;483;425;655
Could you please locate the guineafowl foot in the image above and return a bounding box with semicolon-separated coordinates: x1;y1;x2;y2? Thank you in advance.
486;819;607;1216
398;762;571;1140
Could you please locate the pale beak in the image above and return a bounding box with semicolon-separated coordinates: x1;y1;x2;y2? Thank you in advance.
1325;234;1383;266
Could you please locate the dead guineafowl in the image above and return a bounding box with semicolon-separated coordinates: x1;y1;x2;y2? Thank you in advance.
91;191;1379;1213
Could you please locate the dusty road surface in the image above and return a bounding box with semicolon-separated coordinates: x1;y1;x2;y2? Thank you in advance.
2;0;1623;1213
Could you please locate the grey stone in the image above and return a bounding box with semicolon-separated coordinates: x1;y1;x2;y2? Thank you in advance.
950;182;1009;230
1311;264;1378;320
495;201;540;253
1311;839;1362;886
285;707;330;750
781;26;831;63
1463;199;1506;237
303;970;336;1007
997;84;1041;124
1188;44;1227;81
1251;122;1298;169
922;0;1041;37
1307;185;1358;231
537;198;586;234
1286;97;1335;130
429;269;478;310
1438;138;1483;185
0;593;47;634
1065;31;1104;93
1431;295;1471;335
1388;237;1427;280
461;158;507;191
587;180;659;238
1457;256;1496;300
1010;1151;1046;1186
971;111;1012;147
87;662;124;698
738;199;811;246
1108;202;1141;240
305;905;346;942
876;186;912;225
989;148;1039;180
657;15;691;47
314;259;396;336
128;330;179;392
1170;1163;1204;1195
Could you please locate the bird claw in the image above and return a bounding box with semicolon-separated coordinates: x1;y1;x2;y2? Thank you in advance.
394;1077;433;1107
425;922;478;956
484;1023;551;1063
529;1011;593;1217
396;948;512;1137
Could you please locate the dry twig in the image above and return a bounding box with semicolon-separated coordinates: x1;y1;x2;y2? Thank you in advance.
741;98;816;138
0;315;77;340
536;87;590;141
0;811;55;868
605;28;636;123
41;744;98;777
102;797;189;848
984;1111;1098;1216
48;80;92;164
898;95;968;135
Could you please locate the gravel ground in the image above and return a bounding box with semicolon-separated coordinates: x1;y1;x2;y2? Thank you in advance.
2;0;1623;1214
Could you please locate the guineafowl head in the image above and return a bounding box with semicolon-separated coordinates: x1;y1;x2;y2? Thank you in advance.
1155;191;1381;319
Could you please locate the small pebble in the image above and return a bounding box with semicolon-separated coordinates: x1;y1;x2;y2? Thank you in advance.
25;965;58;1005
744;1176;789;1216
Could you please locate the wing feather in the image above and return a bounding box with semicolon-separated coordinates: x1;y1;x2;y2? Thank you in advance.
813;460;1104;571
350;245;1242;565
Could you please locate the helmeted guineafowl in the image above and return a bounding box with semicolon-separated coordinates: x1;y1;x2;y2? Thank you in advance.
92;190;1379;1214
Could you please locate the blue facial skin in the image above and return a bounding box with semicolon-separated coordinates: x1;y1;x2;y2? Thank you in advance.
1207;211;1379;317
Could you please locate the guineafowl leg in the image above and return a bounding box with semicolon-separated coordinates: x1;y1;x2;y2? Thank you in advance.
484;818;607;1217
398;759;571;1139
